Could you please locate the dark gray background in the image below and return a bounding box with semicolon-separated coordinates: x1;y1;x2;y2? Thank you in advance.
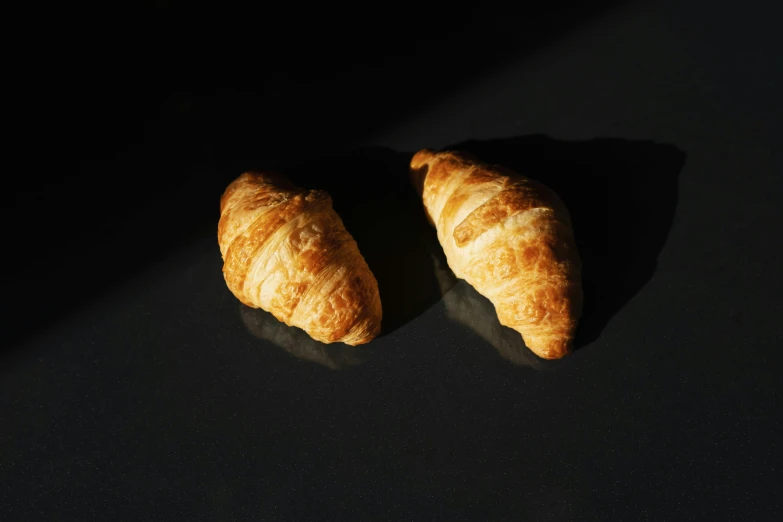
2;0;781;519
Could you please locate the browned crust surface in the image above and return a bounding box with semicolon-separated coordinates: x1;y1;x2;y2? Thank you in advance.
218;172;382;345
410;150;582;359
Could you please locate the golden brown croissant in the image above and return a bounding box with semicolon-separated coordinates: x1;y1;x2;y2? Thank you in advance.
218;171;382;345
410;149;582;359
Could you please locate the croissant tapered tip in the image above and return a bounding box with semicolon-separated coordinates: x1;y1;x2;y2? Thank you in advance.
411;148;437;167
336;305;382;346
524;336;573;360
410;149;438;196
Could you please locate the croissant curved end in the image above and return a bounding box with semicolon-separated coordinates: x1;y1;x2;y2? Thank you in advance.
354;292;383;345
339;309;383;346
522;336;573;360
410;149;437;196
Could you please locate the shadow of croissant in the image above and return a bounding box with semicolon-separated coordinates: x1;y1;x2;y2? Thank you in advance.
239;305;373;370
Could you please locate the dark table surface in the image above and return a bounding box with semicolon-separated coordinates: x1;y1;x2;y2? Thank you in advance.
2;0;782;519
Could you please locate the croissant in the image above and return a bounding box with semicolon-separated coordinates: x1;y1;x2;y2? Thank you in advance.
410;149;582;359
218;171;382;345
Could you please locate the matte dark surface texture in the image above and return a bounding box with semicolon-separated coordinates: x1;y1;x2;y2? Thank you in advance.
2;0;782;520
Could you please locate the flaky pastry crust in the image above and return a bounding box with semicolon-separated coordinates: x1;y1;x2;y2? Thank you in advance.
410;150;582;359
218;172;382;345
